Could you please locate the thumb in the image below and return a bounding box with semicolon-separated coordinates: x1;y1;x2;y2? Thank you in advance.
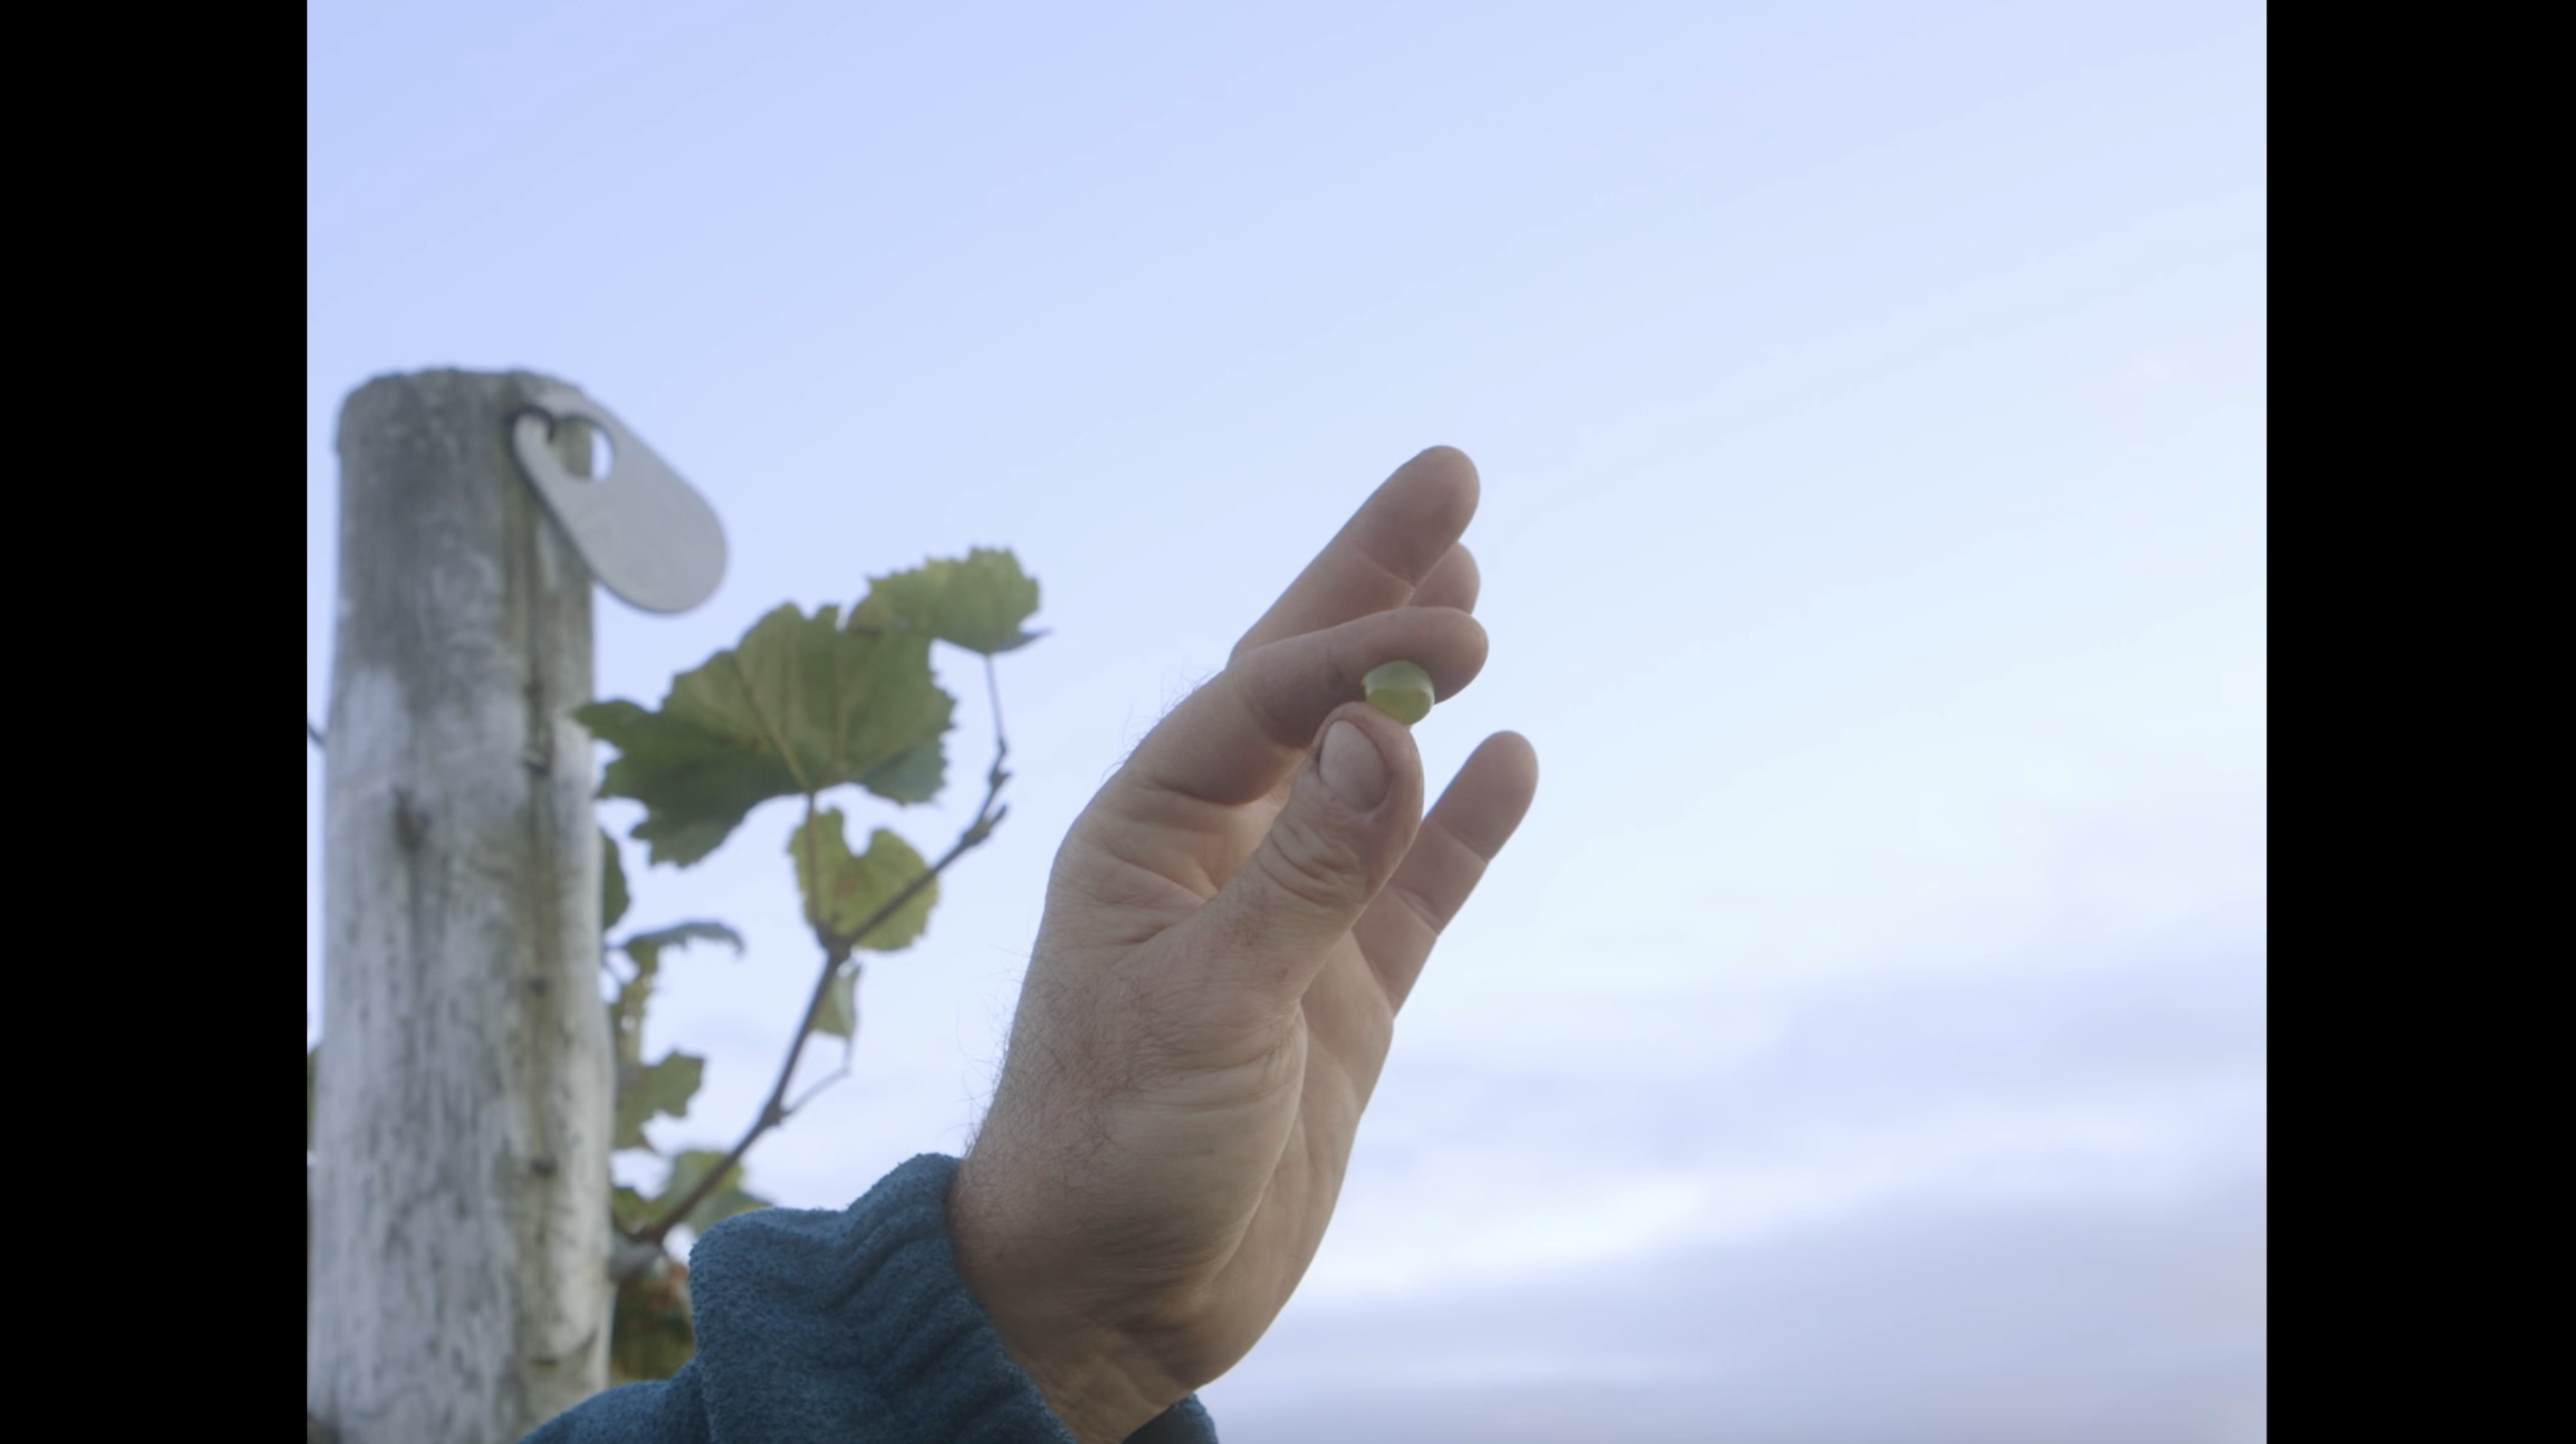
1176;703;1424;1009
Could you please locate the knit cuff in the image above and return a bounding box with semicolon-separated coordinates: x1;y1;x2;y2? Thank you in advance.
687;1152;1217;1443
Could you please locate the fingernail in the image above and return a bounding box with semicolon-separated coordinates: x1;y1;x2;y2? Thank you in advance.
1319;721;1390;808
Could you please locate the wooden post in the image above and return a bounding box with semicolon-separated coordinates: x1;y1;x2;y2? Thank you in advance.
310;369;613;1443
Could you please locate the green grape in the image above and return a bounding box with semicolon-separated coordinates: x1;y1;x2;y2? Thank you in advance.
1363;660;1435;724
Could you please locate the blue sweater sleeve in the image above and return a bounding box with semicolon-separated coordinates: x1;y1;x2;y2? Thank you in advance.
522;1154;1218;1444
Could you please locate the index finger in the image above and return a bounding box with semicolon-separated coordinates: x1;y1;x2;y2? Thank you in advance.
1130;605;1489;808
1230;447;1481;662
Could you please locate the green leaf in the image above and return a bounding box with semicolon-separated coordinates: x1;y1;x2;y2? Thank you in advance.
577;604;954;865
600;828;631;932
811;964;858;1041
612;1183;656;1234
608;978;650;1068
855;738;946;805
661;1150;772;1238
788;809;937;953
620;921;746;975
614;1050;706;1152
853;548;1044;655
610;922;741;1069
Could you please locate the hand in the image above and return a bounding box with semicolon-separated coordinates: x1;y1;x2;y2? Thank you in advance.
948;447;1540;1442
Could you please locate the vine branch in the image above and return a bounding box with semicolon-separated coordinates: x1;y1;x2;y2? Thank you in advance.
630;729;1012;1248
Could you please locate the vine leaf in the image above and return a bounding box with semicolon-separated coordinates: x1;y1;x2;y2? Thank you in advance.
615;1051;707;1152
812;965;859;1042
622;922;746;974
608;922;743;1115
789;809;936;955
854;739;944;805
577;604;954;865
601;829;631;932
853;548;1044;655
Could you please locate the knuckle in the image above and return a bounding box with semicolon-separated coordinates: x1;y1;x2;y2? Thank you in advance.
1384;879;1446;939
1250;813;1365;917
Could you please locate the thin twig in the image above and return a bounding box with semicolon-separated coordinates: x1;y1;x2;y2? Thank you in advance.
785;961;863;1114
785;1045;857;1114
983;654;1008;755
631;736;1013;1248
785;1062;854;1117
800;794;825;933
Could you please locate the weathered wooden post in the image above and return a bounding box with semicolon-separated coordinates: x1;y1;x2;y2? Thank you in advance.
310;369;723;1443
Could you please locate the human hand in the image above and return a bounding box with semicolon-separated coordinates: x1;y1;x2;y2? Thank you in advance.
948;447;1540;1442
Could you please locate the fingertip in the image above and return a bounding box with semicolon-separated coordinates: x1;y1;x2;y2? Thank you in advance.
1466;732;1538;801
1366;606;1487;702
1382;446;1480;543
1442;609;1493;696
1325;697;1425;772
1495;733;1538;807
1317;715;1393;809
1432;732;1540;857
1422;443;1483;475
1303;700;1422;824
1410;445;1480;484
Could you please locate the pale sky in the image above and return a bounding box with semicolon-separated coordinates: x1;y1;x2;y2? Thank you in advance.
308;4;2265;1439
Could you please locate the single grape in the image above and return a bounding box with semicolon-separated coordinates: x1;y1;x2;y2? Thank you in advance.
1363;660;1435;724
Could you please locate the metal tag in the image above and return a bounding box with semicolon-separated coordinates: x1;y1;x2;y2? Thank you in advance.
510;382;727;614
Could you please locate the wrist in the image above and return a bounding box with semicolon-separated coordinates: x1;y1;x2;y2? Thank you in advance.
1002;1334;1165;1444
946;1163;1170;1444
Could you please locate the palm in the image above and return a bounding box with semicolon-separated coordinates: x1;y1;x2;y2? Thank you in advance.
1038;785;1391;1339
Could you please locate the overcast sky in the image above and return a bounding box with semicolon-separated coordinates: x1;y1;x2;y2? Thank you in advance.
308;4;2265;1439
